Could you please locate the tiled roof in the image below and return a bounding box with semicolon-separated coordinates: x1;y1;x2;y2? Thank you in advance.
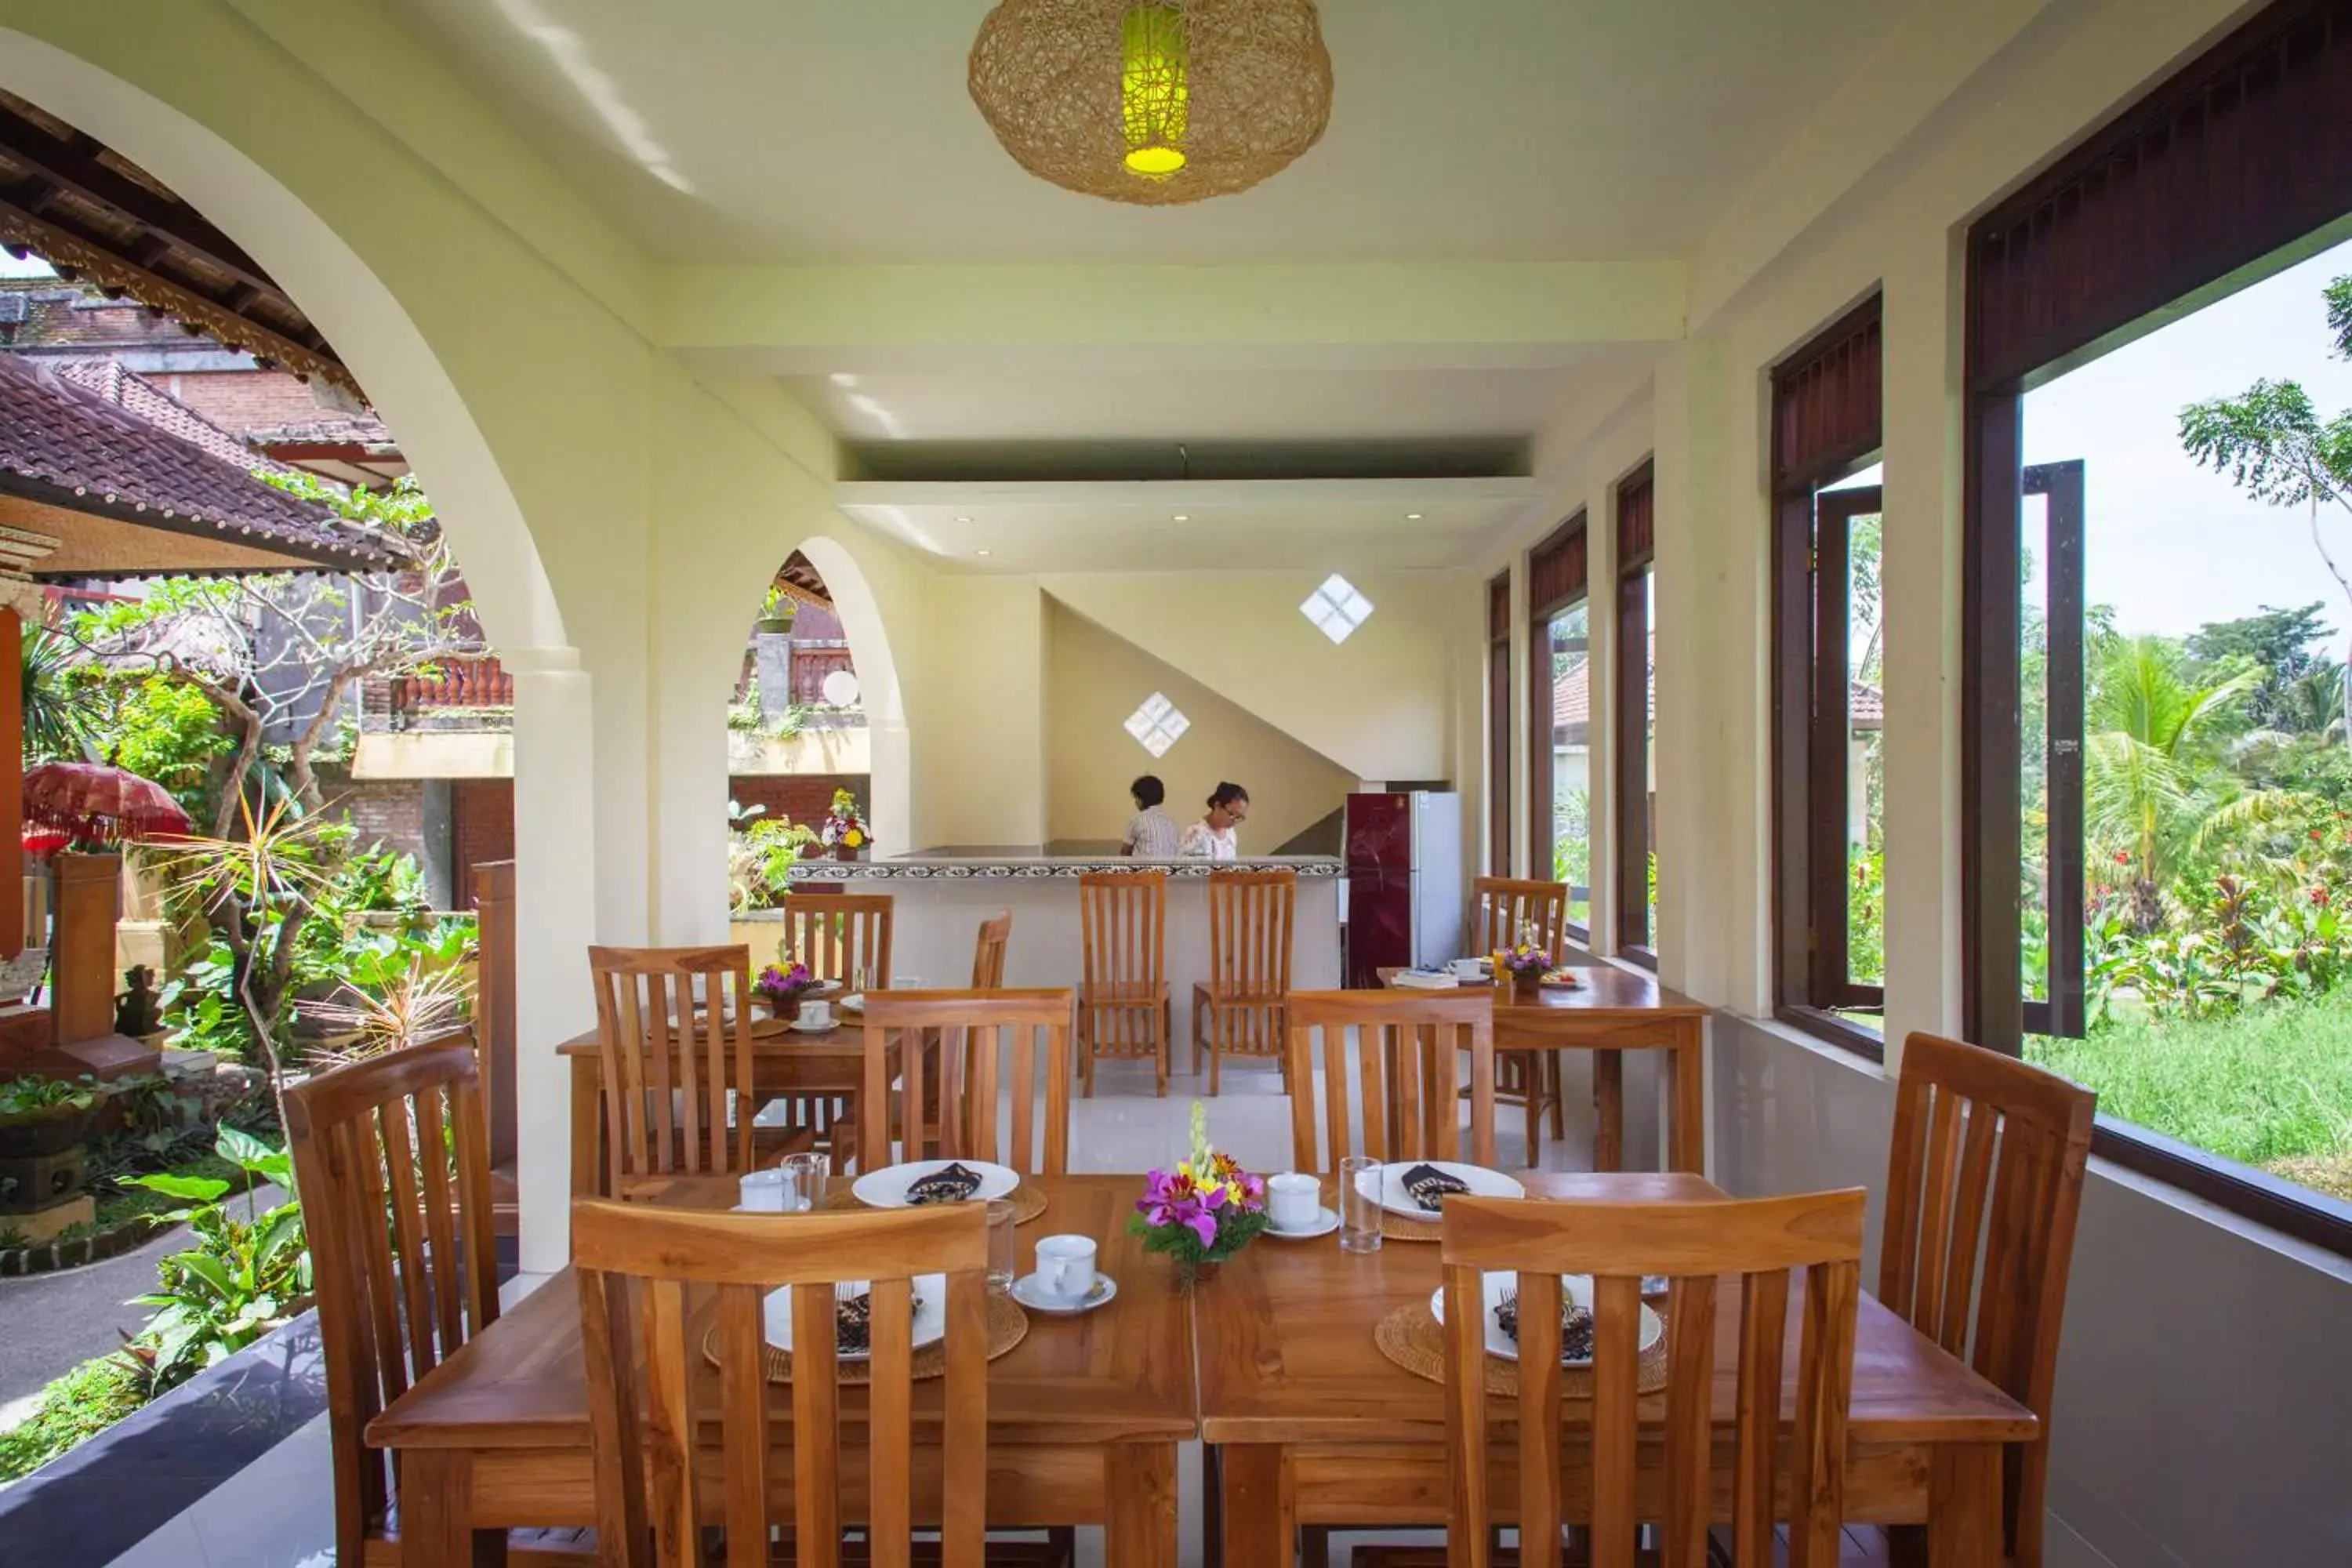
0;352;390;569
245;412;397;449
48;357;293;475
1549;649;1883;733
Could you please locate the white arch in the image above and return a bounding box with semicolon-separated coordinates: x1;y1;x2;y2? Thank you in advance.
0;27;565;654
790;535;910;855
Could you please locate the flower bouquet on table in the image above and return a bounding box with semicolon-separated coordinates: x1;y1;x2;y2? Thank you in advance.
822;788;869;862
1130;1104;1270;1285
756;958;818;1022
1498;924;1551;997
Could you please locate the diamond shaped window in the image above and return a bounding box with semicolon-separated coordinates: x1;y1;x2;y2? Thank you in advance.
1301;573;1374;644
1123;692;1190;757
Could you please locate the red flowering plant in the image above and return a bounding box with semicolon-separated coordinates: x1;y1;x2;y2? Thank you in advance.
1129;1104;1269;1282
755;958;817;1019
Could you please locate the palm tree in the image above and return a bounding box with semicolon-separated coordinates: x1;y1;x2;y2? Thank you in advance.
20;625;96;762
2085;636;2256;929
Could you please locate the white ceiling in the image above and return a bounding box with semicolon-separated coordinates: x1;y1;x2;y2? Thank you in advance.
390;0;1910;265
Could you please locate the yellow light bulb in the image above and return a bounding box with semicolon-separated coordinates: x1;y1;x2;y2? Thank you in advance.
1121;4;1189;181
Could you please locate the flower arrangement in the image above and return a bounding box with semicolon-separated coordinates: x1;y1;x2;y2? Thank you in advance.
1129;1103;1270;1282
1496;922;1551;989
756;958;817;1018
822;788;869;860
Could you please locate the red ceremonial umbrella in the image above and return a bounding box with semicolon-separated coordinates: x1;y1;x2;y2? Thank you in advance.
22;761;192;844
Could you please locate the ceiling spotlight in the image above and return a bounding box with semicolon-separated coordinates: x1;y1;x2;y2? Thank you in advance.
976;549;993;557
1173;514;1190;522
1406;512;1424;521
956;515;973;523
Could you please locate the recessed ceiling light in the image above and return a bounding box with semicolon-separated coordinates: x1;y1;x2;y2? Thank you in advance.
976;549;993;557
955;515;973;523
1173;514;1190;522
1406;512;1424;521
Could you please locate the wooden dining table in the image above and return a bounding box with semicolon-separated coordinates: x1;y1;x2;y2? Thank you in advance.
367;1173;1192;1566
1380;964;1710;1174
1196;1171;2036;1568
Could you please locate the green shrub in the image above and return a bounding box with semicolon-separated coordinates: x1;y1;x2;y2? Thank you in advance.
0;1354;150;1483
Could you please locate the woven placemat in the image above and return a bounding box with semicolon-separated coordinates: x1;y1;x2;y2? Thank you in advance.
706;1289;1029;1385
1381;1207;1444;1242
822;1183;1048;1226
1374;1301;1671;1396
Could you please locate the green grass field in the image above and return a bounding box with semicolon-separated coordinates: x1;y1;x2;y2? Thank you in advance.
2027;990;2352;1196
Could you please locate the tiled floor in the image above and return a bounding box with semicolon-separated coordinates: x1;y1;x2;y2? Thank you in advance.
53;1058;1609;1568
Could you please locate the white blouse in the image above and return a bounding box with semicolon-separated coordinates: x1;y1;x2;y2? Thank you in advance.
1178;821;1240;861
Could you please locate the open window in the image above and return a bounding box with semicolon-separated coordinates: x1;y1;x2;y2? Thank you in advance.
1486;572;1512;876
1614;463;1657;964
1526;514;1591;935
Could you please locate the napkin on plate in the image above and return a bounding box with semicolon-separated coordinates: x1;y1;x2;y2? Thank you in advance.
1399;1162;1471;1211
905;1162;983;1205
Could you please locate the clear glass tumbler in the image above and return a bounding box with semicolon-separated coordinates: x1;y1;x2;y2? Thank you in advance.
781;1151;829;1214
1339;1155;1384;1254
985;1199;1018;1295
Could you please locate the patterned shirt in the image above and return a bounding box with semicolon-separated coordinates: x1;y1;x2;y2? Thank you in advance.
1126;806;1184;858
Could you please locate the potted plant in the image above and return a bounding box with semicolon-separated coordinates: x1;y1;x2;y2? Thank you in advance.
1129;1104;1270;1285
755;959;818;1022
754;586;797;636
822;788;870;863
1498;936;1550;999
0;1075;103;1160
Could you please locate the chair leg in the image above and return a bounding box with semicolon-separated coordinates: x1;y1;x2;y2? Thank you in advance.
1158;1001;1171;1097
1080;1011;1095;1099
1546;1052;1567;1139
1209;1025;1221;1096
1301;1524;1333;1566
1525;1070;1543;1166
1193;997;1207;1076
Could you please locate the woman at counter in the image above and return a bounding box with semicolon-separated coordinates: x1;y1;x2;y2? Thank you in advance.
1179;782;1250;861
1123;774;1184;858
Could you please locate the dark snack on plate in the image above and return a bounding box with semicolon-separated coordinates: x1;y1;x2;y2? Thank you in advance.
1496;1287;1597;1362
833;1287;924;1354
905;1162;983;1205
1399;1162;1471;1212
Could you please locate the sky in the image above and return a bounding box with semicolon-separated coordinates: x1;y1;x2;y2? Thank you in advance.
0;250;56;278
2024;234;2352;644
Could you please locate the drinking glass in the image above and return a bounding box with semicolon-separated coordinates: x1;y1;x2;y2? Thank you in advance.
739;1168;788;1213
985;1199;1018;1296
1339;1155;1383;1254
781;1150;829;1214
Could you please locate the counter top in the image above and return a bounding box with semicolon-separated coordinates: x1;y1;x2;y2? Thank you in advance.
786;847;1342;881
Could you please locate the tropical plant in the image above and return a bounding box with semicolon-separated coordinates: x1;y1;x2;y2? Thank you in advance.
20;624;99;761
120;1126;307;1390
0;1073;97;1120
2084;635;2258;927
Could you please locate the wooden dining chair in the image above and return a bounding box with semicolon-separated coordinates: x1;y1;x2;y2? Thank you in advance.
1191;868;1295;1094
1468;876;1573;1158
285;1034;591;1567
971;909;1013;989
1076;869;1170;1097
782;891;896;987
586;945;763;1199
1421;1189;1866;1568
572;1196;994;1567
1283;989;1497;1172
1862;1033;2096;1568
858;989;1075;1177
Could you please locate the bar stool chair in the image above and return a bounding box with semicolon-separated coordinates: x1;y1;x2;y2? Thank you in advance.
971;908;1013;987
1192;868;1294;1094
1469;876;1570;1157
1077;869;1170;1097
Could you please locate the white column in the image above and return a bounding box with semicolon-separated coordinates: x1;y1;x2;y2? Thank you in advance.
506;648;601;1275
1878;230;1969;1070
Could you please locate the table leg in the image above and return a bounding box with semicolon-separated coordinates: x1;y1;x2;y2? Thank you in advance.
569;1054;601;1200
1592;1049;1624;1172
1105;1441;1178;1568
400;1447;504;1567
1220;1443;1293;1568
1671;1021;1705;1175
1926;1443;2001;1567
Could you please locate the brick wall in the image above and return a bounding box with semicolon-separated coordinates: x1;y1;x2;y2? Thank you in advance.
452;779;516;899
729;775;866;832
316;770;427;858
161;369;333;433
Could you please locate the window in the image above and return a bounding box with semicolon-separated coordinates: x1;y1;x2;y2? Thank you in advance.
1770;296;1886;1053
1487;572;1512;875
1964;0;2352;1253
1123;692;1189;757
1526;514;1591;932
1614;463;1657;964
1301;573;1374;643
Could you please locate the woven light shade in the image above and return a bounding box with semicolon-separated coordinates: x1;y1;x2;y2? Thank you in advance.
969;0;1333;205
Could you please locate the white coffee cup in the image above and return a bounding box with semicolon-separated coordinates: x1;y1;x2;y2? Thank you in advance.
1267;1171;1321;1232
1033;1233;1098;1302
1449;957;1486;981
799;998;833;1030
739;1169;788;1213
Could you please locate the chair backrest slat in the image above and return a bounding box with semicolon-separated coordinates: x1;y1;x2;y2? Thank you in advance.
970;909;1012;989
1882;1033;2095;1568
573;1199;990;1568
1080;871;1165;994
1283;990;1495;1172
1468;876;1571;960
589;946;759;1196
285;1035;502;1567
1439;1191;1866;1568
858;990;1075;1175
781;893;896;989
1207;869;1295;998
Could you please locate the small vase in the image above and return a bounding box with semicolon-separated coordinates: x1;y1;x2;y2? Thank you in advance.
766;992;801;1023
833;843;859;863
1512;970;1543;1000
1177;1256;1227;1288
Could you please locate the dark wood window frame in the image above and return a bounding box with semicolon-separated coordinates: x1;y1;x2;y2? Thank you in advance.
1613;463;1657;969
1527;514;1591;939
1962;0;2352;1256
1486;572;1512;877
1769;295;1887;1058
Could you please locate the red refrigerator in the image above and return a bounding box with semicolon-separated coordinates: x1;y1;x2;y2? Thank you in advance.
1342;791;1464;989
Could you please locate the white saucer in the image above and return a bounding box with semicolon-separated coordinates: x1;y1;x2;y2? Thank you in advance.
1010;1272;1118;1316
787;1016;838;1034
1265;1207;1339;1240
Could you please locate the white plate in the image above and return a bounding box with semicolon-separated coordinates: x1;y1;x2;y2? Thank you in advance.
839;993;866;1013
766;1276;946;1362
1010;1272;1118;1316
1429;1273;1664;1365
1265;1206;1339;1241
1357;1160;1526;1220
787;1016;839;1034
851;1158;1021;1208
